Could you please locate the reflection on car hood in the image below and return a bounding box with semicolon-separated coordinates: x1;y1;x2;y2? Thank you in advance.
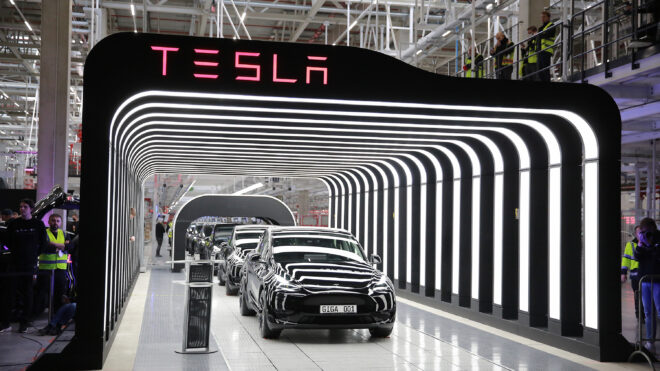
278;260;377;290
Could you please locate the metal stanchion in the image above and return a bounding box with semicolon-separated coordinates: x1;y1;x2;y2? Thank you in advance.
628;274;660;369
48;269;55;324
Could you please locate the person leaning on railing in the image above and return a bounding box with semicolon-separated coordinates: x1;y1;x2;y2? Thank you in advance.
462;47;484;78
633;217;660;352
520;26;538;81
536;10;556;82
491;32;515;80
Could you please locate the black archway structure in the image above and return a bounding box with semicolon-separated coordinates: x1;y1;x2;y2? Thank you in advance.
170;194;295;270
50;33;625;369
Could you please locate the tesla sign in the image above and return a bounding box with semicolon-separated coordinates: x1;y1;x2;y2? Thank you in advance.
151;46;328;85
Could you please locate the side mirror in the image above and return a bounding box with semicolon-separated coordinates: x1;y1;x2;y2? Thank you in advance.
370;254;382;264
249;253;262;262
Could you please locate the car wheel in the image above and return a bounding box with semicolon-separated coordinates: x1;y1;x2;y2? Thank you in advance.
369;325;393;338
218;267;226;286
239;281;255;316
226;280;238;295
259;291;281;339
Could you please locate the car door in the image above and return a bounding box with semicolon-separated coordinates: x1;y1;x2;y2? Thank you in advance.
247;231;268;302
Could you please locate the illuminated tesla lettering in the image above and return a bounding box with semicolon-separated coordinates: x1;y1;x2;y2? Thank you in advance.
151;46;328;85
150;46;179;76
193;49;220;79
235;52;261;81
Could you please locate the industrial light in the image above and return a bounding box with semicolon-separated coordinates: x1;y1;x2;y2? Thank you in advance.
416;49;423;55
486;4;493;11
442;30;451;37
233;182;264;195
24;20;32;32
130;4;136;16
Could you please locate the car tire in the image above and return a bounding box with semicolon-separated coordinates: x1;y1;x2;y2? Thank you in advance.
226;280;238;295
218;267;226;286
369;325;393;338
239;282;256;316
259;291;281;339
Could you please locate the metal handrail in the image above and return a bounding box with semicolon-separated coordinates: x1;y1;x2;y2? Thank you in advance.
439;0;659;81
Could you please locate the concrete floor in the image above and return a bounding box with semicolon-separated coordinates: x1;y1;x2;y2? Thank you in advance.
100;240;652;371
0;306;57;371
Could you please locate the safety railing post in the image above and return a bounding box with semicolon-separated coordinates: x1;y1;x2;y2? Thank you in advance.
628;274;659;368
48;269;54;324
603;0;611;77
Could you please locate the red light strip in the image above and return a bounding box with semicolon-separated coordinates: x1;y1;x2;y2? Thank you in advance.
194;49;220;54
272;54;297;83
194;61;219;67
235;52;261;81
306;67;328;85
307;56;327;61
193;73;219;79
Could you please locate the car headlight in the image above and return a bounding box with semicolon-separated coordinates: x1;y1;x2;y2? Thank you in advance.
275;275;303;292
371;274;392;291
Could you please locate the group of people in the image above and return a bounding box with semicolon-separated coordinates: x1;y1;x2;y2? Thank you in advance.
462;11;556;82
621;217;660;352
0;199;79;335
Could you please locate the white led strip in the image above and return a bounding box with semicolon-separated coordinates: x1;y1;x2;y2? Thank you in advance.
105;91;600;335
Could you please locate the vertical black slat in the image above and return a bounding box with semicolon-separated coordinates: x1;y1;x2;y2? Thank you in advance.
420;149;440;297
348;170;367;249
341;176;351;231
477;170;495;313
365;163;386;273
391;160;408;290
499;167;520;319
385;171;396;280
399;156;422;294
454;170;473;308
523;166;549;328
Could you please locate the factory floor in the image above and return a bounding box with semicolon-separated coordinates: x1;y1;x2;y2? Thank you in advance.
100;241;649;371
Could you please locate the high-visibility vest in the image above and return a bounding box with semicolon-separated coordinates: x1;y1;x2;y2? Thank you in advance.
465;56;483;78
167;222;173;238
622;240;639;274
39;229;68;270
502;42;514;66
540;22;555;55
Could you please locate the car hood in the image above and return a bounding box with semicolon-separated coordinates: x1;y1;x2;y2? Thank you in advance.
278;260;378;291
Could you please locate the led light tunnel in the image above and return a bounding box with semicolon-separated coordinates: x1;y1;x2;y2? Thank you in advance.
63;33;623;370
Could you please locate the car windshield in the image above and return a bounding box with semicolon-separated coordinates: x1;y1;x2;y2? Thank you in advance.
195;225;203;232
214;226;234;241
272;235;366;263
236;241;259;250
235;231;264;241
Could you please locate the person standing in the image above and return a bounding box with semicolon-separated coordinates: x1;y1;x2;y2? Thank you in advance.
520;26;538;80
0;209;13;332
155;219;166;257
622;226;643;320
634;217;660;352
66;212;79;237
491;32;514;80
462;47;484;78
35;214;70;316
5;199;48;333
537;11;556;82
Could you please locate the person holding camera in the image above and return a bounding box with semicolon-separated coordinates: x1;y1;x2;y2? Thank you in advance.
634;217;660;351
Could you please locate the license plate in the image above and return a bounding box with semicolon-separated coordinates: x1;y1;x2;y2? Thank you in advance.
320;305;357;314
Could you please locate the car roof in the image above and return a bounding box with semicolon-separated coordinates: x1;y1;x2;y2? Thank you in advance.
234;225;269;231
268;226;355;238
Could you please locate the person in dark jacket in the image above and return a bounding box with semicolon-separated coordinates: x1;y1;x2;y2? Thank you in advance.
536;11;556;82
491;32;515;80
634;217;660;351
5;199;49;333
155;219;166;257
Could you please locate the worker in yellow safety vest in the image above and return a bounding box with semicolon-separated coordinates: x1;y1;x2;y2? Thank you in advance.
462;47;483;78
622;225;643;320
491;32;514;80
520;26;538;81
536;11;556;82
167;221;173;247
35;214;70;315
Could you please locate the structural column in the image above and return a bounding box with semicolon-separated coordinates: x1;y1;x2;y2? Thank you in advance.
518;0;549;42
37;0;71;200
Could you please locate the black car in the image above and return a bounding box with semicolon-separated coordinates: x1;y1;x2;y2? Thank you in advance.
185;222;203;254
218;225;268;294
208;223;238;274
239;227;395;339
